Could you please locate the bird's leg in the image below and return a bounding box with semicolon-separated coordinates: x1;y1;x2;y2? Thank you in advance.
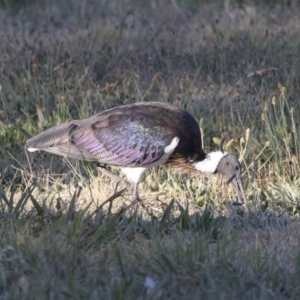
128;182;145;214
97;164;131;190
130;182;143;204
98;164;145;209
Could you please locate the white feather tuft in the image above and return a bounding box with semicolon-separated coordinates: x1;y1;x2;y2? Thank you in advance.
27;148;40;152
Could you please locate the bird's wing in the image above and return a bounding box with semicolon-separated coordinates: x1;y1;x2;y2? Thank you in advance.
27;112;179;167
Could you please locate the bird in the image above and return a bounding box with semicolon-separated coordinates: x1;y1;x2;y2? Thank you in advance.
26;101;246;205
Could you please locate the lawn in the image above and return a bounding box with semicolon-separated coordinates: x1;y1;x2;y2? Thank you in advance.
1;0;300;298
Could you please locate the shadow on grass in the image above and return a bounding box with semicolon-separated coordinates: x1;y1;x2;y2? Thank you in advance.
0;182;292;248
0;181;298;299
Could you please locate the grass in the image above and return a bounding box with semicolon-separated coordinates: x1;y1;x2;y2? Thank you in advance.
1;0;300;298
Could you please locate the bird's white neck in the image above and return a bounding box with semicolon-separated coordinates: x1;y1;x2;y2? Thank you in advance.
193;151;228;174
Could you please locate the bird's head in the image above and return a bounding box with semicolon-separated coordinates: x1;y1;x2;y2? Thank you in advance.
215;154;246;204
194;151;246;204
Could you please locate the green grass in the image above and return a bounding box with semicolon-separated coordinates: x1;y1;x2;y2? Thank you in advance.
1;0;300;298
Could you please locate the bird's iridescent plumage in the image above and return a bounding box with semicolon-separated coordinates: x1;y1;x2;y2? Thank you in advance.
27;102;206;167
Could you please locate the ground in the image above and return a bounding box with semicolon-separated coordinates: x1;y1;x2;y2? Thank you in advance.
1;0;300;298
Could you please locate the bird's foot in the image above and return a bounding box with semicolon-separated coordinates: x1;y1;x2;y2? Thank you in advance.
132;196;145;207
127;196;145;217
130;184;145;205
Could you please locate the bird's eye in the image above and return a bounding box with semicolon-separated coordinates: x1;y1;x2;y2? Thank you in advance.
226;162;229;166
235;166;239;171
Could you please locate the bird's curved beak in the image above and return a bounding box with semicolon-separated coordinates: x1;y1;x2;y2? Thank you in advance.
227;174;247;205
